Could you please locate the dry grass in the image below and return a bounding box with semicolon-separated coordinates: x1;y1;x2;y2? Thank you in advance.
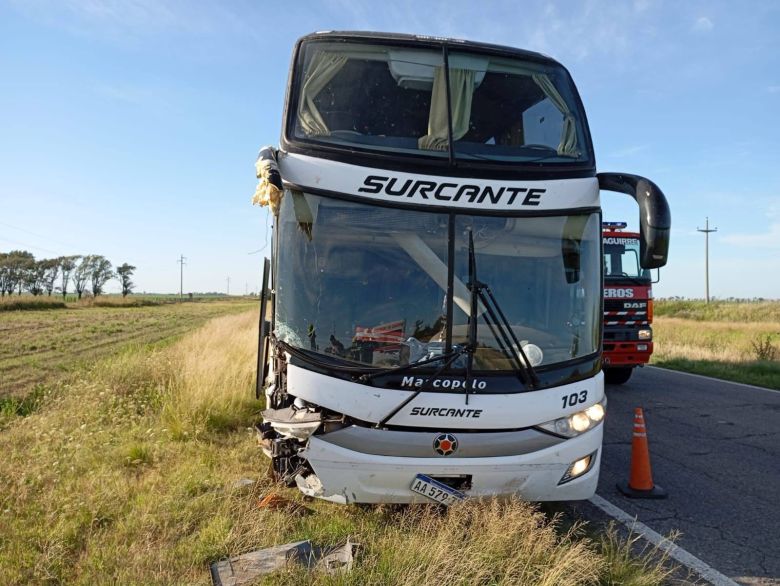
0;310;676;584
652;317;780;364
0;298;254;400
0;311;263;583
652;301;780;389
272;501;604;586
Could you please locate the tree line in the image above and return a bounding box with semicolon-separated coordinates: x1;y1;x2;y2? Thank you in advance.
0;250;136;299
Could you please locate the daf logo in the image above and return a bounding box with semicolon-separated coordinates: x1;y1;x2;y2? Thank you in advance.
433;433;458;456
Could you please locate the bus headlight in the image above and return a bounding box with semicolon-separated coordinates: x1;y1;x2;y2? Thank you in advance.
558;451;597;484
537;398;607;438
638;329;652;340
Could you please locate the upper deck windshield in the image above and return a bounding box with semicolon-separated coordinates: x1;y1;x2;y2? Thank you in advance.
289;39;591;166
275;192;601;375
603;233;650;280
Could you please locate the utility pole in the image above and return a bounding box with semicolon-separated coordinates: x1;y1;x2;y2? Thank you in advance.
177;254;187;302
226;276;230;296
697;217;717;303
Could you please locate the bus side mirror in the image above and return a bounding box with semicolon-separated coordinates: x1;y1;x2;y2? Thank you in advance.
598;173;671;269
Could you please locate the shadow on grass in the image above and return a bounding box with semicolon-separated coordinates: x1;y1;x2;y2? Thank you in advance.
653;358;780;390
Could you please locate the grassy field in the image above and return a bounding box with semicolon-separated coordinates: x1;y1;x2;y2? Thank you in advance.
0;293;239;312
0;298;255;400
652;300;780;389
0;309;675;585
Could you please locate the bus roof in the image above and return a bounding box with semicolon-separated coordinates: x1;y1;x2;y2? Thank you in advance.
298;31;565;70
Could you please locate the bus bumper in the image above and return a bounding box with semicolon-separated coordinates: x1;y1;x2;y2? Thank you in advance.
295;426;603;504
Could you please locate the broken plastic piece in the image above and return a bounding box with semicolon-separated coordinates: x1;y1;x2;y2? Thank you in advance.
232;478;256;491
262;406;322;440
295;473;347;504
210;539;357;585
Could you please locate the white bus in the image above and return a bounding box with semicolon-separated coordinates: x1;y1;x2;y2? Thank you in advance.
253;31;670;505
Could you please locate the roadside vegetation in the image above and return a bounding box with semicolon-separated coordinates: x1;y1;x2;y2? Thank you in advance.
0;309;676;584
653;299;780;389
0;293;233;311
0;299;255;401
0;250;128;300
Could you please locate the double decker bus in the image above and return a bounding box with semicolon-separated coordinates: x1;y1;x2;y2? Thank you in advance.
253;31;670;504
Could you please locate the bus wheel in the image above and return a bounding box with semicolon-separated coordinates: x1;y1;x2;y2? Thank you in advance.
604;367;633;385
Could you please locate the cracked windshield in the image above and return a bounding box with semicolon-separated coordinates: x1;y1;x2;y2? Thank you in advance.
275;191;600;370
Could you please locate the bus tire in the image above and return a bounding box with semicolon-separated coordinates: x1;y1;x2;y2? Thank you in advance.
604;367;633;385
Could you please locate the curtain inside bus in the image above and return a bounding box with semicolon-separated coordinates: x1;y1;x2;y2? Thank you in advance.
298;52;348;136
418;67;476;151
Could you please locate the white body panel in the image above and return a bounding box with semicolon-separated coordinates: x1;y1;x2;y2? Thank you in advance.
286;365;416;423
286;364;604;429
301;426;602;503
278;152;600;212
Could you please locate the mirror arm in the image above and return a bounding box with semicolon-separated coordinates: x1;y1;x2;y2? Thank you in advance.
598;172;671;269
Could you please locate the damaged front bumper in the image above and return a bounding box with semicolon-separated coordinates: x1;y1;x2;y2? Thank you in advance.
258;367;605;504
295;428;602;503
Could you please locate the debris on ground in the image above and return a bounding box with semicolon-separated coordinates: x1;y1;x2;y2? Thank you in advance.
231;478;255;491
257;491;313;515
210;539;357;585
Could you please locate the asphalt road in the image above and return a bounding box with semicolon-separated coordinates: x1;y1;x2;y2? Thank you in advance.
595;366;780;585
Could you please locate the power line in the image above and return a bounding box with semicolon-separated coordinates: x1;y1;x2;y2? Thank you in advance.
0;236;63;256
177;254;187;301
696;217;717;304
0;221;81;250
248;210;272;255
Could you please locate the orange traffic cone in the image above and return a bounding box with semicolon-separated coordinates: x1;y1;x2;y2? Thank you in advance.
617;407;667;499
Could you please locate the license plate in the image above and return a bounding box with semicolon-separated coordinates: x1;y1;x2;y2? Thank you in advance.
410;474;466;505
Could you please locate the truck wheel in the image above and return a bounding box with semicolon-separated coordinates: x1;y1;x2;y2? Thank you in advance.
604;367;633;385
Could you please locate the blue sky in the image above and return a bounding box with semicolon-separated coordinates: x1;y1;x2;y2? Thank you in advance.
1;0;778;298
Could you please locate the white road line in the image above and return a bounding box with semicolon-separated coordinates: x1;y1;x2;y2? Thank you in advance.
589;494;741;586
646;365;780;395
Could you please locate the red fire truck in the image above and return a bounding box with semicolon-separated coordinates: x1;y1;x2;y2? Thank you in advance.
602;222;655;384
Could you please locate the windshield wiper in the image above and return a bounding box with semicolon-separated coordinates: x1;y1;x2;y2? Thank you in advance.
374;347;471;427
282;335;469;386
278;339;375;373
466;231;540;392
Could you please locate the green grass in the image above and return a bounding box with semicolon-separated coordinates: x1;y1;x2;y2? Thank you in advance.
0;293;251;311
0;297;67;311
651;356;780;389
0;310;676;585
655;298;780;322
0;298;255;401
0;383;50;419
